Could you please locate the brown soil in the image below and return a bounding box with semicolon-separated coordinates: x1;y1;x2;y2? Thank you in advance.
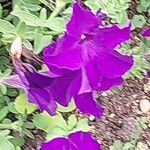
91;78;150;150
22;129;45;150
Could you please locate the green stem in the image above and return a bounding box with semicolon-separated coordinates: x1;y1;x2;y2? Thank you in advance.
0;123;13;129
50;7;61;18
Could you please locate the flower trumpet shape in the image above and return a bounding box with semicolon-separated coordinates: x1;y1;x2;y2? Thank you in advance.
2;58;103;117
44;2;133;93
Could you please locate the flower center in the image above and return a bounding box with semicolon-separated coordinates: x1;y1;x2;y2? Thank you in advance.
80;34;86;40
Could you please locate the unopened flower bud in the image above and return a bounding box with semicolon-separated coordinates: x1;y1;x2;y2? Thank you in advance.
11;36;22;59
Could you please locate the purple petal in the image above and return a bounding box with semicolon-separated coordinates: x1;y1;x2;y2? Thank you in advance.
143;27;150;37
147;70;150;77
44;35;82;70
80;40;133;89
12;58;57;115
67;3;100;37
40;138;69;150
98;50;133;78
69;131;101;150
74;92;104;117
83;59;124;91
96;76;123;91
83;59;100;91
25;70;55;88
78;67;92;94
95;24;131;49
13;58;30;86
40;131;101;150
1;75;25;89
50;70;80;106
28;88;57;116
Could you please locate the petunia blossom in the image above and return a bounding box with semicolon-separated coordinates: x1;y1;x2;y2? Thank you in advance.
1;58;103;117
44;2;133;93
39;131;101;150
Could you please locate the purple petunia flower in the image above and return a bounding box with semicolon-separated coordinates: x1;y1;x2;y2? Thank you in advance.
40;131;101;150
44;2;133;93
143;27;150;37
2;57;103;117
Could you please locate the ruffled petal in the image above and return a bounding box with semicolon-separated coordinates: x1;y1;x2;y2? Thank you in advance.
69;131;101;150
67;3;100;37
40;138;69;150
95;24;131;49
98;50;133;78
74;92;104;117
51;70;80;106
90;25;131;50
44;35;82;70
28;88;57;116
96;76;123;91
40;131;101;150
2;75;25;89
81;39;133;90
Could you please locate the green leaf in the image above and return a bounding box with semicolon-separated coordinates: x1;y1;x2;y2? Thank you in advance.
0;107;9;122
22;39;33;50
34;32;52;54
122;142;134;150
0;19;16;34
2;118;12;124
0;130;10;136
64;0;73;3
0;134;15;150
57;100;76;112
3;68;12;76
11;10;41;27
137;117;148;129
39;8;47;20
0;4;2;19
7;88;18;97
45;17;65;32
52;113;68;130
16;22;27;37
74;118;91;132
0;84;7;95
132;15;146;28
67;114;77;130
8;102;18;114
24;3;41;11
140;0;150;7
14;94;37;114
22;128;34;139
1;34;15;44
24;122;34;129
9;137;25;147
110;140;123;150
85;1;99;11
46;127;68;140
33;111;57;133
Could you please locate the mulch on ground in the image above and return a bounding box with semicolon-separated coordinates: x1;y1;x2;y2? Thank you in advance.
92;77;150;150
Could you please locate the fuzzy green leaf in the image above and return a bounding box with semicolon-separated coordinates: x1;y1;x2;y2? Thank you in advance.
0;19;16;34
14;94;37;114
